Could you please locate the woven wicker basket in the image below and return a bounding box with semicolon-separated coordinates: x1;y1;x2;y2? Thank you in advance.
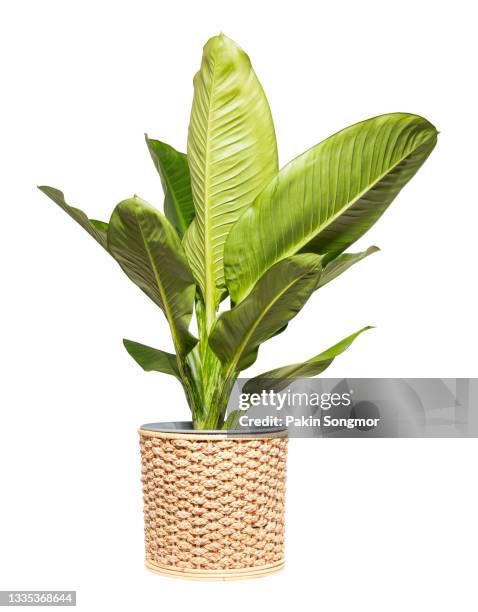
139;422;288;580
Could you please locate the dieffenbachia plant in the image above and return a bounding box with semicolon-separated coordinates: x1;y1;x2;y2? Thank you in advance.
39;34;437;429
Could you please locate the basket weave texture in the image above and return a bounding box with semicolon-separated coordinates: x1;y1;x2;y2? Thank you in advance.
140;429;288;573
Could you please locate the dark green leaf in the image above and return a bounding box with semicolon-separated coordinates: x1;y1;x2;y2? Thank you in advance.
222;410;242;430
243;326;373;393
107;196;197;355
318;246;379;289
38;186;108;249
145;137;195;237
209;254;322;373
89;219;109;233
123;339;180;378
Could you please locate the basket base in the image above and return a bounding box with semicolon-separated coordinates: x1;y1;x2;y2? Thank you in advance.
145;559;285;581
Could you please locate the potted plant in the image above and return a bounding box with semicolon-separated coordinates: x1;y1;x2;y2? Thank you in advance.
39;34;437;580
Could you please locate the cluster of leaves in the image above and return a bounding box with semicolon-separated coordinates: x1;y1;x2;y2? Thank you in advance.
39;34;437;429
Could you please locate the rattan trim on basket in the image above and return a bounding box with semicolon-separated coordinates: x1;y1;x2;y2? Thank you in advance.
139;427;288;441
145;558;285;581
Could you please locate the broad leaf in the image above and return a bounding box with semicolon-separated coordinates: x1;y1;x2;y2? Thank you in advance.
225;113;437;303
318;246;379;289
209;254;322;373
184;34;278;312
38;186;108;249
243;326;372;393
107;197;197;355
123;339;180;378
145;136;195;237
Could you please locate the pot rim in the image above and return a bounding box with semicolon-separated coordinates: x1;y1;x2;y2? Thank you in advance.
139;420;287;438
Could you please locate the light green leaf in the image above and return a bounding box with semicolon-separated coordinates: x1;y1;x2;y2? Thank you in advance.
145;136;195;237
107;197;197;355
184;34;278;320
318;246;379;289
123;339;180;378
38;186;108;249
209;254;322;373
243;326;373;394
225;113;437;303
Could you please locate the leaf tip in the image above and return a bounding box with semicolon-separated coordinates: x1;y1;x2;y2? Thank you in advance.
203;33;243;62
37;185;63;200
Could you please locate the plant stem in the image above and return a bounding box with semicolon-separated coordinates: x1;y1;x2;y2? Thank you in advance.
187;296;227;428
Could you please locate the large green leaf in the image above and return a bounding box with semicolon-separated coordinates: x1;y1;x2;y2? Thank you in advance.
243;326;372;394
107;197;197;355
317;246;379;289
123;339;180;378
184;34;278;321
225;113;437;303
38;186;108;249
209;254;322;374
145;136;195;237
258;246;367;336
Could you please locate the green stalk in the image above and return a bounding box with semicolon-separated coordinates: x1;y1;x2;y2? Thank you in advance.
189;297;224;429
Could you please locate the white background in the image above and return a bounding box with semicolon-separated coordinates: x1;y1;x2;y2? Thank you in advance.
1;0;477;610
